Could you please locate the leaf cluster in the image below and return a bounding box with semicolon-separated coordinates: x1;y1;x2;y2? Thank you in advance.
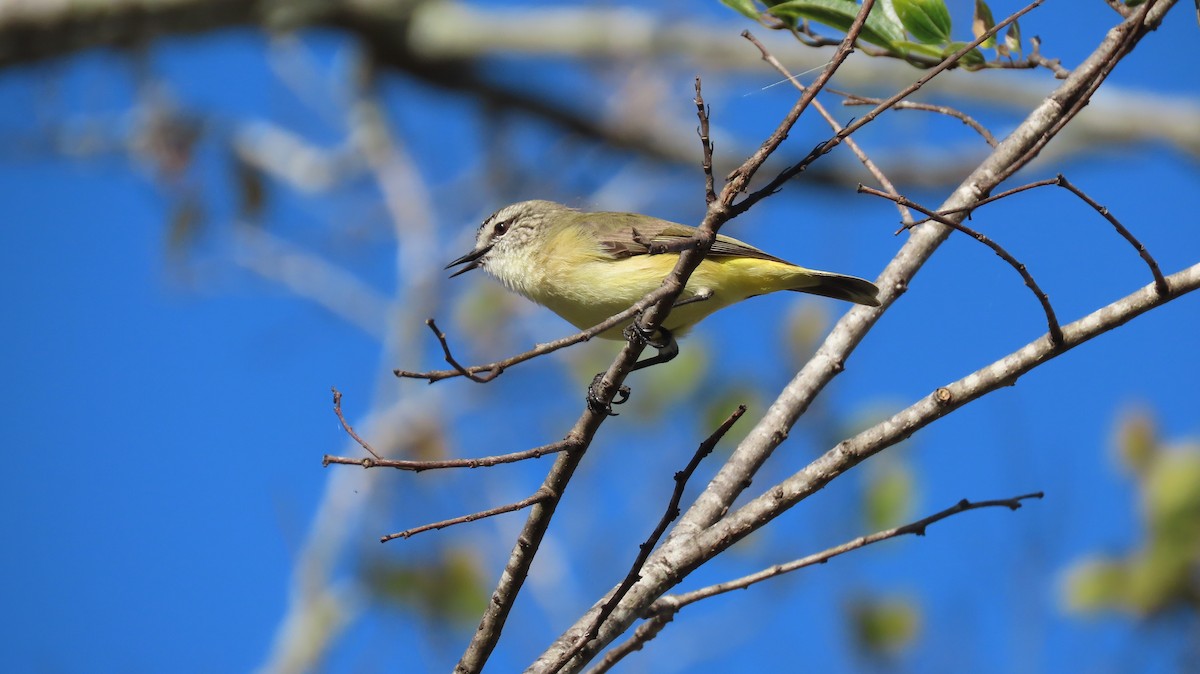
722;0;1026;69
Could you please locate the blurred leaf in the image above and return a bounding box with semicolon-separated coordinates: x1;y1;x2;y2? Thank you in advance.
972;0;997;49
944;42;987;68
864;460;916;531
1124;541;1193;615
368;548;488;625
702;385;764;451
1141;446;1200;543
234;152;267;221
721;0;763;20
893;0;952;44
781;300;830;370
454;283;522;352
166;194;204;253
849;596;921;656
1114;408;1158;477
1004;21;1023;55
1062;557;1127;613
407;419;449;462
768;0;906;48
635;337;710;419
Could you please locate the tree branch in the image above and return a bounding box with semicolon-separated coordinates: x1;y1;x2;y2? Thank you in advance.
591;492;1044;672
530;3;1183;669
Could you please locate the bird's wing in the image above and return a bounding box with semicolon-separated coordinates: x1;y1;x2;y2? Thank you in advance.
586;213;793;265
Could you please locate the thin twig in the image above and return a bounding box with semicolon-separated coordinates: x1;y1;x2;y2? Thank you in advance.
331;387;381;460
427;318;501;383
832;89;998;147
733;0;1044;217
381;489;552;542
395;287;673;383
674;492;1044;606
583;612;673;674
1054;174;1169;296
933;174;1169;295
694;78;715;205
468;5;889;672
549;405;747;673
934;177;1061;221
994;0;1159;187
743;34;912;224
725;0;880;196
323;439;571;472
859;184;1064;346
531;3;1182;669
591;492;1043;672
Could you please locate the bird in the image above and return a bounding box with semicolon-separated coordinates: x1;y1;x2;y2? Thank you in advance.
446;199;879;373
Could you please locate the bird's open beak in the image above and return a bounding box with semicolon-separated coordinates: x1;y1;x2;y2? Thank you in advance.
445;244;492;278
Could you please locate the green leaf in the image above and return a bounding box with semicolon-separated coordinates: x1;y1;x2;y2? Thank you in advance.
944;41;986;69
1004;21;1023;55
721;0;763;20
891;40;947;60
972;0;997;49
768;0;906;49
893;0;952;44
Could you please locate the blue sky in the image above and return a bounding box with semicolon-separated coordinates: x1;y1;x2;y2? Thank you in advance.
1;2;1198;673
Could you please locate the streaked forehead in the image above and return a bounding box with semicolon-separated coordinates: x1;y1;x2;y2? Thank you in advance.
481;203;519;228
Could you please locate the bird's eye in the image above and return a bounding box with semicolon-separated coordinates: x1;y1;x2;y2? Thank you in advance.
494;220;509;235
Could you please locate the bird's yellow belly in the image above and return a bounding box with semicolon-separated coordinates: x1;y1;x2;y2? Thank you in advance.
529;255;800;339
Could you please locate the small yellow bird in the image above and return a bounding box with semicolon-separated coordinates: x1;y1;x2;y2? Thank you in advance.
447;200;879;374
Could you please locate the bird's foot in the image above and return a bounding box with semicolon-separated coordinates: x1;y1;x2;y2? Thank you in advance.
587;372;631;416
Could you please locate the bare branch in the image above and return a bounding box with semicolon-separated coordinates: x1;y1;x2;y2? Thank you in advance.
694;78;716;206
330;388;381;460
858;185;1064;346
394;288;673;383
743;33;913;224
548;405;747;673
381;489;552;542
534;5;1185;667
1104;0;1134;17
592;493;1043;671
1054;174;1169;296
733;0;1043;215
727;0;881;203
676;493;1044;607
833;89;999;147
468;4;903;672
323;439;571;473
699;262;1197;564
936;174;1169;296
993;0;1163;187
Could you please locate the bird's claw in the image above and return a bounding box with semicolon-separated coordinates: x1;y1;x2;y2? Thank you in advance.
622;314;669;350
587;372;630;417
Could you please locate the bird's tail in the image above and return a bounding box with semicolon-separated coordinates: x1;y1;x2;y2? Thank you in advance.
790;269;881;307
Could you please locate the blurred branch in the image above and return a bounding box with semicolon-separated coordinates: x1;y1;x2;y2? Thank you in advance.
232;225;390;339
1;0;1196;177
